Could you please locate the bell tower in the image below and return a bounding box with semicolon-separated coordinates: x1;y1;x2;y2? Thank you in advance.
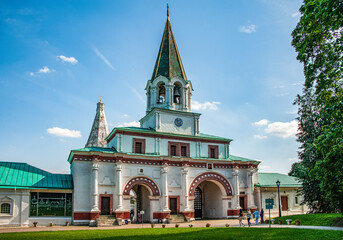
145;4;193;113
140;6;200;136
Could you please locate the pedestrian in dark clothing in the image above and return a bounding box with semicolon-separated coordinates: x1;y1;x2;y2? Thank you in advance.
260;208;264;224
246;210;251;227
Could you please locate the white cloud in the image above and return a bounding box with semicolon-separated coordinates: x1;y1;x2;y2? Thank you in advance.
58;55;78;64
286;109;298;115
117;121;140;128
288;157;298;162
38;66;51;73
47;127;82;138
265;120;298;138
92;45;115;70
291;12;300;18
259;165;271;169
192;101;220;111
239;24;257;34
29;72;34;76
254;134;267;140
252;119;270;126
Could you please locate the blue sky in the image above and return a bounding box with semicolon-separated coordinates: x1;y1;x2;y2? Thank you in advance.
0;0;304;174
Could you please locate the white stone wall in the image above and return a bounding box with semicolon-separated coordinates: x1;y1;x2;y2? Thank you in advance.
72;161;92;212
0;189;29;226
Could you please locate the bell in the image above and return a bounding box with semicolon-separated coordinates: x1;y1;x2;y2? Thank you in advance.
174;88;181;97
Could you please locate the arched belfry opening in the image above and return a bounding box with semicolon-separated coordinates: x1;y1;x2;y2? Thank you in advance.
158;82;166;103
173;82;181;104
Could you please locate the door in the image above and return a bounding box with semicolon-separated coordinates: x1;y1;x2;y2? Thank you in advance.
239;196;246;210
101;197;110;215
170;198;177;214
194;187;202;219
281;196;288;211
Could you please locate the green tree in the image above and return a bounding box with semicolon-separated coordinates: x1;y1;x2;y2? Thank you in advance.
291;0;343;212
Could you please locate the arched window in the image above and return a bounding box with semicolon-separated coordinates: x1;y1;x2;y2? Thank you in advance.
173;83;181;104
1;203;10;214
158;83;165;103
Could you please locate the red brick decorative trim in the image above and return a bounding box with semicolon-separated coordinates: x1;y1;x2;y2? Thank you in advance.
115;211;130;219
107;130;231;144
168;196;180;213
208;145;219;159
73;212;99;220
189;172;233;196
123;176;160;196
227;209;239;216
133;138;146;154
181;211;194;218
99;194;113;214
153;212;170;219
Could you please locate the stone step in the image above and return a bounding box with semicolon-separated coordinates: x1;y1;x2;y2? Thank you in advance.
169;214;185;223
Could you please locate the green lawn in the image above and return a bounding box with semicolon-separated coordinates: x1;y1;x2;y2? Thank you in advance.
1;228;342;240
273;213;343;227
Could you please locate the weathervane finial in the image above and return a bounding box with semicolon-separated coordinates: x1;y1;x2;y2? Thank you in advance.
167;4;169;17
99;96;103;103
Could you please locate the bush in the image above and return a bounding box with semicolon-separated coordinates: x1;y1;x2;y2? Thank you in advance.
162;224;166;228
225;223;230;227
206;223;211;227
175;224;179;228
151;223;155;228
189;224;193;228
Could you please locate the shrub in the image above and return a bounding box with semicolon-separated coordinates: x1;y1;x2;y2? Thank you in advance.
175;224;179;228
189;224;193;228
151;223;155;228
225;223;230;227
206;223;211;227
162;224;166;228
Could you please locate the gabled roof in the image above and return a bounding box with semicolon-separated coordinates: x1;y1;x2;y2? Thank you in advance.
0;161;73;190
151;15;187;80
256;173;301;188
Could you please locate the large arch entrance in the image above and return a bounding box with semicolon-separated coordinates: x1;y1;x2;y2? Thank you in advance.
122;177;161;223
189;172;233;219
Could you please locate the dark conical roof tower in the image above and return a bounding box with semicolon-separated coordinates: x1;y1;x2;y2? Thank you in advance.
151;5;187;80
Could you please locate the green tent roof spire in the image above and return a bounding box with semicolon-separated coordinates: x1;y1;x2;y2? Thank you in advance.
151;6;187;80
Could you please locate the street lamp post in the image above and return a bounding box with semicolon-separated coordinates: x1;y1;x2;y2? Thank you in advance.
276;179;281;217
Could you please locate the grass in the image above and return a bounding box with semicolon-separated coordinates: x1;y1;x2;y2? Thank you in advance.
273;213;343;227
0;228;342;240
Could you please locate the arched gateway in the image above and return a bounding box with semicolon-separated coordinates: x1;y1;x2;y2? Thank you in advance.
189;172;233;219
123;176;160;196
189;172;233;196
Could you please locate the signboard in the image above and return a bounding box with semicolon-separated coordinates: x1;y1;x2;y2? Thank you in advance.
140;210;145;215
265;198;273;209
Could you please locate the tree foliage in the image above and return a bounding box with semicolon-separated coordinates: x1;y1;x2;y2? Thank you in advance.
290;0;343;212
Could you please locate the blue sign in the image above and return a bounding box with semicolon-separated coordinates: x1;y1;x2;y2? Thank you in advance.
265;198;273;209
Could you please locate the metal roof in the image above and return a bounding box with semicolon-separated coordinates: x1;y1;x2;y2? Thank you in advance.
256;173;301;188
106;126;232;143
0;161;73;190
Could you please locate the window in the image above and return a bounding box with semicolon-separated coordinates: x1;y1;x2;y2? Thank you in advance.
133;138;146;154
30;192;72;217
295;196;299;205
1;203;10;214
208;145;219;159
171;145;177;156
181;146;187;157
168;142;190;157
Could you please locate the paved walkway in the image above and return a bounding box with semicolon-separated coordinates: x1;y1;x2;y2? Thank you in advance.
0;219;342;233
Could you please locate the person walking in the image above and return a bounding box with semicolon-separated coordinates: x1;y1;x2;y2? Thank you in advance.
253;209;259;225
260;208;264;224
238;208;245;227
246;210;251;227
